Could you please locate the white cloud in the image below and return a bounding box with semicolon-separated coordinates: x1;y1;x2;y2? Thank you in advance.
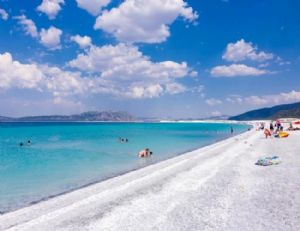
127;84;164;98
211;111;221;116
211;64;269;77
205;98;222;106
222;39;274;62
14;15;38;38
68;43;194;98
37;0;65;20
40;66;88;94
0;52;43;89
39;26;62;50
0;52;88;96
191;85;204;94
68;43;191;80
0;49;193;100
258;62;269;68
278;61;291;66
94;0;198;43
189;70;198;77
245;90;300;106
226;95;243;104
76;0;110;16
70;35;92;48
0;8;8;20
165;82;186;95
15;15;63;50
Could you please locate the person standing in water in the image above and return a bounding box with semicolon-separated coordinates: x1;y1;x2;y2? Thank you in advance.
230;126;233;134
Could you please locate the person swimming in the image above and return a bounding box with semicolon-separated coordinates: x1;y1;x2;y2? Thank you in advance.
118;137;129;143
19;140;32;147
138;148;153;158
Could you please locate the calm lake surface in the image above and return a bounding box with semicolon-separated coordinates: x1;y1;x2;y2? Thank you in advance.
0;122;249;213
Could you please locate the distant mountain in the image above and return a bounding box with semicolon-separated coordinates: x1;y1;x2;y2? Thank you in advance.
229;102;300;120
0;111;136;122
0;116;12;122
203;115;230;120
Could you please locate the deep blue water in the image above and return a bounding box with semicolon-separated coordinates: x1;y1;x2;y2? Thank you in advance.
0;122;249;213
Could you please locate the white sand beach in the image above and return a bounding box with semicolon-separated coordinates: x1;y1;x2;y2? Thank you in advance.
1;127;300;231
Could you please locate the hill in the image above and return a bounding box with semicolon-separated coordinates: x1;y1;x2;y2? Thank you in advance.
229;102;300;121
0;111;136;122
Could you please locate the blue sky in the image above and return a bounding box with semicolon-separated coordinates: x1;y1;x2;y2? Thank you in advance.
0;0;300;118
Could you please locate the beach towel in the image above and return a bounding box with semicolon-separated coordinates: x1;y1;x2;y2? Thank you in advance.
255;156;281;166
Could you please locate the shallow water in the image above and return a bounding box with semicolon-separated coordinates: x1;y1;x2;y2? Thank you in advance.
0;122;249;213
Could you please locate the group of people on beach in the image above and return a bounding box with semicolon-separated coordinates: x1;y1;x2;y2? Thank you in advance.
262;120;300;138
263;121;284;138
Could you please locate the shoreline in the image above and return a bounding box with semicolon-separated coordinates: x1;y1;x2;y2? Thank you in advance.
0;126;253;230
0;122;249;215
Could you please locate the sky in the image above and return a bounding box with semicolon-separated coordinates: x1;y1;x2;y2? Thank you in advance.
0;0;300;118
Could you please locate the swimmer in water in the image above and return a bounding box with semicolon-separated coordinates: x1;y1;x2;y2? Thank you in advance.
138;148;153;158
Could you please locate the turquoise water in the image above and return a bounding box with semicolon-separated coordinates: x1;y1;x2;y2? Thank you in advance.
0;122;249;213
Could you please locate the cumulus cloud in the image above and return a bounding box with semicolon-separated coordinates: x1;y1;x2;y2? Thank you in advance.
14;15;39;38
0;8;8;20
165;82;186;95
225;91;300;107
211;64;269;77
245;90;300;106
0;52;43;89
70;35;92;48
37;0;65;19
76;0;110;16
222;39;274;62
0;52;88;96
126;84;164;98
205;98;222;106
15;15;63;50
68;43;195;98
39;26;62;50
226;95;243;104
0;48;194;100
94;0;198;43
68;43;192;80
